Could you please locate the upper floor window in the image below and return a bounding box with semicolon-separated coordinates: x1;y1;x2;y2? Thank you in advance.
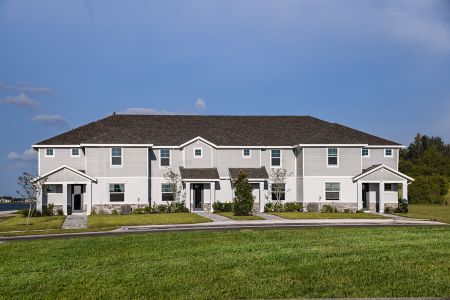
71;148;80;157
271;149;281;167
243;149;251;157
109;183;125;202
327;148;338;166
325;182;340;200
384;148;393;157
160;149;171;166
362;148;369;157
194;148;203;158
45;148;54;157
111;147;122;166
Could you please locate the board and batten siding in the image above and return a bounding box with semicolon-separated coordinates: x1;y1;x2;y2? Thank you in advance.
184;140;213;169
149;149;183;178
85;147;147;177
39;148;85;174
362;148;398;170
303;147;361;176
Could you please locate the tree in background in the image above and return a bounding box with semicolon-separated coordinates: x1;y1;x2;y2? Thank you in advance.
232;171;254;216
17;173;46;225
400;134;450;204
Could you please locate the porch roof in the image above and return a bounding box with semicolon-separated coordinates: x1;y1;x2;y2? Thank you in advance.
32;165;97;183
229;167;268;180
353;164;413;182
179;167;220;181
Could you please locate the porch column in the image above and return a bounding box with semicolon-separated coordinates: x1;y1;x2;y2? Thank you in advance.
356;181;362;211
86;182;92;215
185;182;191;211
210;181;216;212
37;189;44;213
379;181;384;213
259;181;264;212
62;183;68;215
403;181;408;202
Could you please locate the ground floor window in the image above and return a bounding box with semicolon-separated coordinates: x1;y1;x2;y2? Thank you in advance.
384;183;397;191
109;184;125;202
271;183;285;201
325;182;340;200
161;183;174;201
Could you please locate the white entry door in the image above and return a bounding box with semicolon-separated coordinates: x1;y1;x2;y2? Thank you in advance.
251;183;260;211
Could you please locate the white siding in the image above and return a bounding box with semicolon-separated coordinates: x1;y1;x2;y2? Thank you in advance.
362;148;398;170
303;177;357;203
86;147;147;177
39;148;85;174
304;147;361;176
215;149;260;177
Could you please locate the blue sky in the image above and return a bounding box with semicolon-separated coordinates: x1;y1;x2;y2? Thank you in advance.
1;0;450;195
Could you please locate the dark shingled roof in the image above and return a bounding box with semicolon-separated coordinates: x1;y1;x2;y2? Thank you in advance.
35;115;401;146
179;167;220;180
229;167;269;179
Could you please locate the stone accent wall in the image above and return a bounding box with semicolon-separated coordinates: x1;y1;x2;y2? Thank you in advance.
385;203;398;210
304;202;358;212
92;204;142;214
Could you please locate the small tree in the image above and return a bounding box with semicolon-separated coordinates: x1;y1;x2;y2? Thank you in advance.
17;172;46;225
267;168;289;207
163;169;185;209
232;171;254;216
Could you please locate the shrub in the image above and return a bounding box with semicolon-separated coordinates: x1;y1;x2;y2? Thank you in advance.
394;199;408;213
272;202;285;212
284;202;303;212
132;208;145;214
44;204;54;216
356;209;364;213
264;203;273;212
111;209;121;215
57;209;64;216
343;208;352;213
213;201;232;213
144;206;153;214
174;201;189;213
384;206;392;214
18;208;41;217
97;209;108;215
232;171;254;216
155;204;169;213
90;208;97;215
321;204;338;213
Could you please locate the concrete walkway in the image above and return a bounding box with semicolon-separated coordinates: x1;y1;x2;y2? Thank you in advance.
255;212;285;220
192;211;232;222
62;213;87;229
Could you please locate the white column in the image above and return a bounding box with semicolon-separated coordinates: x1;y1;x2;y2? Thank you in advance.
86;182;92;215
356;181;362;211
185;182;191;211
37;189;44;213
403;181;408;202
62;184;68;215
211;181;216;212
378;182;384;213
259;181;264;212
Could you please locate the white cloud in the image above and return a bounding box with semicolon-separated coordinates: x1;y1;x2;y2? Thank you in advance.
195;98;206;110
0;81;54;94
120;107;178;115
0;93;39;109
32;114;69;127
7;148;37;161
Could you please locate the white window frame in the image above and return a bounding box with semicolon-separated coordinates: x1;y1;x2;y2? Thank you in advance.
161;183;174;201
362;148;370;157
242;149;251;158
270;149;282;168
71;148;81;157
110;147;123;167
384;148;393;157
109;183;125;202
384;183;395;192
325;182;340;201
327;148;339;167
194;147;203;158
159;149;171;167
45;148;55;158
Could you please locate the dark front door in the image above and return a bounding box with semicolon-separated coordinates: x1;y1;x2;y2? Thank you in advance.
74;194;82;210
72;185;83;211
193;184;203;210
362;183;369;210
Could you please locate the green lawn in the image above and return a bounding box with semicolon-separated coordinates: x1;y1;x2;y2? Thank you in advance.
0;227;449;298
88;213;210;229
216;212;264;220
396;204;450;224
0;215;65;233
270;212;389;219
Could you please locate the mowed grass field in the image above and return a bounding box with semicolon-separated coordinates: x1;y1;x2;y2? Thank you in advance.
0;226;449;299
270;212;388;219
396;204;450;224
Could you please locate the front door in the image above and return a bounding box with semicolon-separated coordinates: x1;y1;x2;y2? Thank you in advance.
72;185;83;212
362;183;369;210
193;184;203;210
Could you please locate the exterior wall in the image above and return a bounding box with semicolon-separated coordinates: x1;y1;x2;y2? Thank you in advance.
360;169;405;181
85;147;147;177
362;148;398;170
303;147;361;176
215;179;233;202
45;169;91;183
215;149;261;177
39;148;85;174
184;140;213;168
150;148;183;178
91;177;149;206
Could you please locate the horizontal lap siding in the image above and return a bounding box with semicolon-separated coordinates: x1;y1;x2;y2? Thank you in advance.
362;148;397;170
215;149;260;177
150;149;183;178
86;147;147;177
184;140;212;168
39;148;85;174
304;147;361;176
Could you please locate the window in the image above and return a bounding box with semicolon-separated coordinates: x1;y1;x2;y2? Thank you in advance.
46;185;62;193
384;183;393;191
161;183;174;201
45;148;54;157
160;149;171;166
385;148;393;157
327;148;338;166
325;183;340;200
243;149;251;157
71;148;80;157
109;184;125;202
194;148;202;158
271;183;285;201
362;148;369;157
111;147;122;166
271;149;281;167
